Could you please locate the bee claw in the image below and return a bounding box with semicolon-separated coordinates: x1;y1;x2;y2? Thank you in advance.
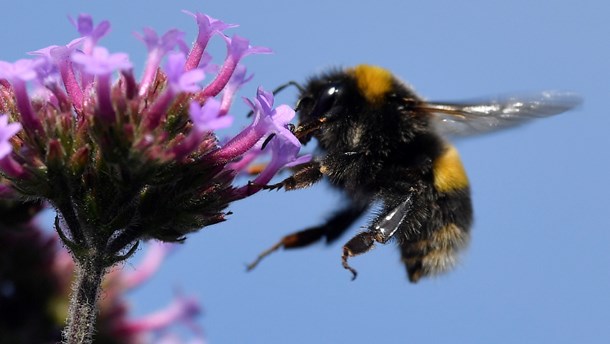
342;246;358;281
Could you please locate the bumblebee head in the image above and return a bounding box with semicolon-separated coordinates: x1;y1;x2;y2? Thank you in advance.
297;64;400;120
294;65;412;143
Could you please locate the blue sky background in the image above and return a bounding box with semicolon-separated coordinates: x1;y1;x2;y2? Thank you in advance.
1;1;609;343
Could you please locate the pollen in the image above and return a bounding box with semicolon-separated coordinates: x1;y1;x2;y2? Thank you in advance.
348;64;394;104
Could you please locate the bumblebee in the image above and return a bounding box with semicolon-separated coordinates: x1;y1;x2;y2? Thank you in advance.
247;64;580;282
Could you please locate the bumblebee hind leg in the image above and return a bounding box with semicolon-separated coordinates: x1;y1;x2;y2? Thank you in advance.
246;201;368;271
342;197;413;280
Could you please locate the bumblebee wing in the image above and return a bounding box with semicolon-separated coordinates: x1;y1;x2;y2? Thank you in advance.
419;91;582;137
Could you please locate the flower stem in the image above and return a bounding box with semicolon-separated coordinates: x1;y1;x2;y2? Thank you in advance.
63;251;107;344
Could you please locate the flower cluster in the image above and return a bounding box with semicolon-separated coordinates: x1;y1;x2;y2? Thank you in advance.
0;11;307;262
0;11;308;343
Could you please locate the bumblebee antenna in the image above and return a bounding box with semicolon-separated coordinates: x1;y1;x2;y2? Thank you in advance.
271;80;306;95
247;81;305;117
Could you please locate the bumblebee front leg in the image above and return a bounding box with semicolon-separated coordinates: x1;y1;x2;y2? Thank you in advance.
263;161;324;191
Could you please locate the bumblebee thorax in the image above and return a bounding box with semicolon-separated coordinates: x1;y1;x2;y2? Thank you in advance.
347;64;394;105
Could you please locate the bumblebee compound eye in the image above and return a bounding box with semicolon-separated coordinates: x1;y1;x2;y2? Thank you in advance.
295;95;314;113
293;82;343;143
310;82;342;120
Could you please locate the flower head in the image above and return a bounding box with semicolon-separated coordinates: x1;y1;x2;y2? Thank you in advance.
0;10;303;344
0;11;301;253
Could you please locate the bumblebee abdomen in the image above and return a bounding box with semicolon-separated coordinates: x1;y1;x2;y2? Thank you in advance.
399;144;473;282
400;192;473;282
400;221;470;282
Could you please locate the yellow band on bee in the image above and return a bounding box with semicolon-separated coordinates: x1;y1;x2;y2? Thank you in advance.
433;145;469;192
348;64;394;104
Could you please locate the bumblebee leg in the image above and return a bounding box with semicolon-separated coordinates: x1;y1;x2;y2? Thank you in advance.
246;202;367;271
342;231;377;280
341;197;413;280
246;227;326;271
262;161;323;191
323;201;369;243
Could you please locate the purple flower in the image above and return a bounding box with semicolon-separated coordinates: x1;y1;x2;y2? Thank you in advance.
251;133;312;187
121;241;178;290
183;11;238;71
0;114;25;178
248;85;275;115
69;14;111;87
172;98;233;160
190;98;233;133
244;87;294;135
224;34;273;62
164;52;205;93
72;47;132;122
208;87;296;165
0;114;21;160
71;46;132;75
69;13;110;54
201;35;271;98
136;28;187;54
0;59;44;132
199;52;218;77
225;141;263;174
232;94;311;196
30;57;59;85
0;59;39;82
142;52;205;130
220;64;253;115
117;293;202;334
29;38;86;110
136;28;188;96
